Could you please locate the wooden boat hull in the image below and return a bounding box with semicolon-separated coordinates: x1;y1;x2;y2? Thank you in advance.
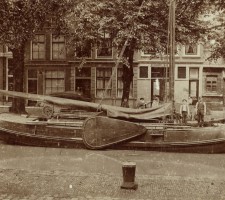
123;123;225;153
0;126;85;148
1;113;225;153
0;117;85;148
0;114;146;149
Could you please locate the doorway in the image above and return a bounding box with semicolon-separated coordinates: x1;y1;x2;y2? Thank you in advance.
189;80;199;104
75;67;91;98
151;79;167;102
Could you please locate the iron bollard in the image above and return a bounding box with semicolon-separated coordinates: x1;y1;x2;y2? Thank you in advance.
121;161;138;190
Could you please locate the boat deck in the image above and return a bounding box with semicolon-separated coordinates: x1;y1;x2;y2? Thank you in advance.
0;113;84;126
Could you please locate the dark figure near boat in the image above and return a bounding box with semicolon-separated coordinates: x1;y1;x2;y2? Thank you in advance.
180;99;190;125
195;97;206;127
121;98;129;108
136;97;146;109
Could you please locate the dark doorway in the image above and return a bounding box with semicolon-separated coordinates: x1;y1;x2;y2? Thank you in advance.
75;67;91;98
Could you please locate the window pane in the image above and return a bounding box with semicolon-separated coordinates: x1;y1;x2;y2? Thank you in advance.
32;34;45;60
139;66;148;78
76;43;92;58
76;68;91;77
58;71;65;78
96;68;112;97
185;45;198;55
45;70;65;94
32;52;38;59
52;35;65;60
32;44;39;51
178;67;186;79
28;80;37;94
206;75;217;92
151;67;168;78
97;34;112;57
39;44;45;52
105;68;112;77
39;52;45;59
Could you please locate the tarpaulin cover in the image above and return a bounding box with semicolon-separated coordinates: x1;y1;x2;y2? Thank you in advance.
106;103;172;120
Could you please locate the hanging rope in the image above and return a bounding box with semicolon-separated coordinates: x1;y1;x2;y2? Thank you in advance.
97;0;146;111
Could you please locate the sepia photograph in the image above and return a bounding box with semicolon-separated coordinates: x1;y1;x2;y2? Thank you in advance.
0;0;225;199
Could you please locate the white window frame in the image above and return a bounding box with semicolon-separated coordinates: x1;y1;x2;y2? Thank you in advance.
138;66;150;79
45;70;65;94
96;31;113;59
177;66;187;80
51;34;66;60
183;44;201;57
31;34;46;60
95;67;112;98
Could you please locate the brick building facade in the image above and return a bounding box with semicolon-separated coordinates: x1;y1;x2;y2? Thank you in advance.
0;33;225;109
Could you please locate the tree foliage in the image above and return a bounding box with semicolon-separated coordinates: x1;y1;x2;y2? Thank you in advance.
206;7;225;61
1;0;224;111
0;0;75;113
65;0;223;105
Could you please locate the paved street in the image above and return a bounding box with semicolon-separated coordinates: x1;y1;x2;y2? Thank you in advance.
0;142;225;199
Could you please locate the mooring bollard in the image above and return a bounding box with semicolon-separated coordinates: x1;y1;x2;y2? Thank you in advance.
121;161;138;190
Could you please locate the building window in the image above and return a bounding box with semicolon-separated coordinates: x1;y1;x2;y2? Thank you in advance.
28;70;38;94
27;69;38;106
139;66;148;78
32;34;45;60
97;32;112;58
117;68;133;97
45;70;65;94
52;35;66;60
185;44;198;55
151;67;169;78
76;42;92;58
142;39;179;56
96;68;112;97
178;67;186;79
206;75;217;93
151;67;169;101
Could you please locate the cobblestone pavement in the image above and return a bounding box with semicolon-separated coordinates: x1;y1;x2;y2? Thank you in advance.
0;168;225;200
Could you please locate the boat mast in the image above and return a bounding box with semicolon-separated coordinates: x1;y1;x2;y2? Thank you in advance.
169;0;175;102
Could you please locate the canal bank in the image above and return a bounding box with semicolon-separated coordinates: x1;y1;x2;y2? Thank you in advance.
0;145;225;199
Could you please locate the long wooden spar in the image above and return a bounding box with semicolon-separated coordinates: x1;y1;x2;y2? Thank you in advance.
0;89;171;120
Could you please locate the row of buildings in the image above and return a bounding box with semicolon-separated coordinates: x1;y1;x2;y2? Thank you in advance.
0;32;225;109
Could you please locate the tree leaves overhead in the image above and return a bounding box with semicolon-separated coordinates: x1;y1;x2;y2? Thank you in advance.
65;0;223;56
0;0;75;50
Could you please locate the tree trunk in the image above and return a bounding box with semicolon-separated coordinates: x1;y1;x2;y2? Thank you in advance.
121;40;135;107
10;46;27;114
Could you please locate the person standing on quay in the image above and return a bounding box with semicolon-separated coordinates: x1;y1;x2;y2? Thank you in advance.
180;99;190;125
195;97;206;127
